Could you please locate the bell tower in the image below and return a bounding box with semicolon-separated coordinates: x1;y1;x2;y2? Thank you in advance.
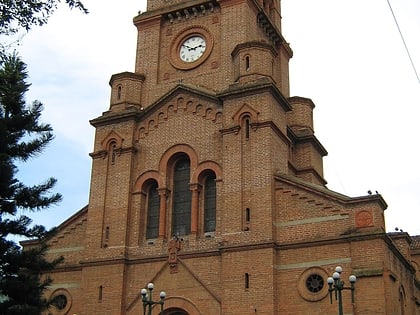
29;1;420;314
82;0;328;313
127;0;292;109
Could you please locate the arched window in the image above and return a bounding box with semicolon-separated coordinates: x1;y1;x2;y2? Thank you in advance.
117;85;122;100
146;181;160;239
109;141;117;164
399;286;406;315
204;172;216;232
243;116;251;140
172;157;192;236
245;55;250;71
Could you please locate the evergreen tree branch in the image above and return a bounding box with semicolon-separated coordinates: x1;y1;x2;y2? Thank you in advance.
0;0;88;36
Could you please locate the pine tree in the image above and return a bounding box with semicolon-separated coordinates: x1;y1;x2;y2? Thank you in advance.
0;54;63;315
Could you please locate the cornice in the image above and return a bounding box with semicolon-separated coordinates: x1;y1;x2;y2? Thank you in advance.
109;72;145;86
89;108;140;128
294;166;328;186
218;240;275;253
288;96;316;109
219;125;240;135
134;0;219;25
45;234;416;280
274;172;388;210
254;120;290;146
275;231;417;273
231;40;278;58
217;77;292;112
287;126;328;157
89;146;137;160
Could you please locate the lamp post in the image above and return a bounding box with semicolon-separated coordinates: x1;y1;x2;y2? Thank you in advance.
327;266;356;315
141;282;166;315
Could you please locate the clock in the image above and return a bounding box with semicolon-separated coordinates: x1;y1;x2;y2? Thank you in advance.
170;27;213;70
179;35;207;63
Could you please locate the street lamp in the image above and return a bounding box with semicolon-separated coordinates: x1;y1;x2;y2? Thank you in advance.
141;282;166;315
327;266;356;315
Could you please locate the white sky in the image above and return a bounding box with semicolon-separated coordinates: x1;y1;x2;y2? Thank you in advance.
13;0;420;235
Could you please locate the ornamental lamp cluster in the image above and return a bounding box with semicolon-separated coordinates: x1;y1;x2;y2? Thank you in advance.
327;266;356;315
141;283;166;315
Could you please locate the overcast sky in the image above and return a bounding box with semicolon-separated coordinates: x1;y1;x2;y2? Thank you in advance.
13;0;420;235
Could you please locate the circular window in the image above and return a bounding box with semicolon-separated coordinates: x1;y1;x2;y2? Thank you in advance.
305;274;324;293
298;267;329;302
49;289;72;314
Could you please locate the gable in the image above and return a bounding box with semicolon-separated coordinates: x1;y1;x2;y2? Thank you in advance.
46;206;88;266
137;83;222;140
274;173;387;244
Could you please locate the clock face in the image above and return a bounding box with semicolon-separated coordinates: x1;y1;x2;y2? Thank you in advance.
179;35;207;63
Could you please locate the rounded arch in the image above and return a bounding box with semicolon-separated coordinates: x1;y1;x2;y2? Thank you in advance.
399;284;407;315
232;103;259;126
244;54;251;71
163;296;202;315
165;308;188;315
101;130;124;151
192;160;222;183
133;170;163;193
117;84;123;100
159;144;199;174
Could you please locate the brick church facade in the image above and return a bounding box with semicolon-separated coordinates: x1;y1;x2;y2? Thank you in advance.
25;0;420;314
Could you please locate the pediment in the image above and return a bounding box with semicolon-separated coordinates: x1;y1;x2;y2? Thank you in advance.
138;83;223;139
125;257;220;315
101;130;124;151
232;103;260;124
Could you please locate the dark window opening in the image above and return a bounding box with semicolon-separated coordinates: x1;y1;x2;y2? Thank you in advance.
110;142;117;164
117;85;122;100
105;226;110;240
99;285;103;301
306;274;324;293
204;173;216;232
245;118;250;140
165;308;189;315
146;181;160;239
172;158;192;236
245;56;250;71
245;273;250;289
53;294;67;310
245;208;250;222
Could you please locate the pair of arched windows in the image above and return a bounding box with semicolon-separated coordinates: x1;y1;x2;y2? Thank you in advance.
145;156;216;239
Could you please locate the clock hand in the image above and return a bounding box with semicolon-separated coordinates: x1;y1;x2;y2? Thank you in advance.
190;44;205;50
182;44;193;50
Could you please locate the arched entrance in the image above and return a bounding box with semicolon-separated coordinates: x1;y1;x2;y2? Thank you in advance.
164;308;189;315
163;296;202;315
